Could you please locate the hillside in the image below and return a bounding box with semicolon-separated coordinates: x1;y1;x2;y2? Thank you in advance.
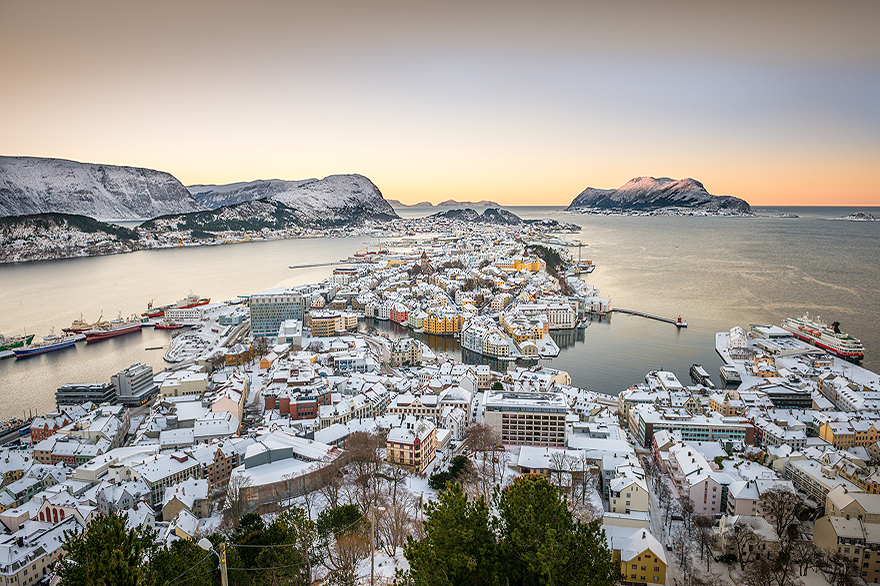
0;156;202;220
0;213;139;263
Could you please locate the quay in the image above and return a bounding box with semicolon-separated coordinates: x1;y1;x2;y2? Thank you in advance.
289;261;345;270
611;308;687;328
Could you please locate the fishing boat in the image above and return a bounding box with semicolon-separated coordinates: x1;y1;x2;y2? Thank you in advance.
13;330;81;358
84;314;143;342
0;333;36;352
62;314;93;334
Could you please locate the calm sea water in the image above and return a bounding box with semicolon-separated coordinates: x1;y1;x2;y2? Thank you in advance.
1;207;878;419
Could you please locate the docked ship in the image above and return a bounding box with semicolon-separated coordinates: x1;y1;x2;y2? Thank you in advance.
690;364;715;388
142;294;210;318
142;301;173;318
62;314;94;334
780;315;865;361
13;330;81;358
84;315;143;342
154;319;185;330
0;332;35;352
719;364;742;386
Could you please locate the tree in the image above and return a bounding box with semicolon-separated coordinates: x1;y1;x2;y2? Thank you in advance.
741;557;804;586
728;520;763;571
317;505;369;586
760;489;805;545
58;511;159;586
152;538;217;586
227;510;313;586
345;431;384;510
403;482;498;586
498;474;621;586
224;473;253;523
789;539;823;577
694;515;716;571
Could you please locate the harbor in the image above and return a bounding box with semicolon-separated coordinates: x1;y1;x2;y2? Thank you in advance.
610;308;687;328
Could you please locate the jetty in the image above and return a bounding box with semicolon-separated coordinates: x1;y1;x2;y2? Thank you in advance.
289;261;345;270
611;308;687;328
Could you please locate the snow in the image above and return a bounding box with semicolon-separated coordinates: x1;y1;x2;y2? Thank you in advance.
0;156;202;220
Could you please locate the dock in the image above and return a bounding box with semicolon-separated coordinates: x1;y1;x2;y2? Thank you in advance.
611;308;687;328
288;261;345;270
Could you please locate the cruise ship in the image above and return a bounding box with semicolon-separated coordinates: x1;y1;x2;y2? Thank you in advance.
780;315;865;361
84;315;143;342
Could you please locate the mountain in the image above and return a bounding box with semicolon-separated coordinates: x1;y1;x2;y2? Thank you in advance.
388;199;503;208
148;174;398;232
187;179;317;209
429;207;523;224
0;156;202;220
0;213;139;263
187;174;397;225
566;177;751;214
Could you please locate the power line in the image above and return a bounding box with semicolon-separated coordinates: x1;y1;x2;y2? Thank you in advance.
166;552;214;586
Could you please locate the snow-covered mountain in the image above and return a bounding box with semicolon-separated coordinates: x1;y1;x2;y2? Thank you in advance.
268;174;398;225
187;179;318;209
429;208;523;225
159;174;398;230
0;156;202;221
566;177;751;214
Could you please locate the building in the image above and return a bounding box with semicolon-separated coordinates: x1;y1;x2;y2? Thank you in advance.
249;288;303;338
609;476;650;515
56;382;117;408
310;311;344;337
112;363;158;406
484;390;567;447
386;419;438;473
813;515;880;581
605;526;668;586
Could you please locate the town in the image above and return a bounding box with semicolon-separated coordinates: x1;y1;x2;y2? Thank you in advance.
2;226;879;586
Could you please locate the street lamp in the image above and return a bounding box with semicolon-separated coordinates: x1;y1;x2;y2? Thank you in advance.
198;537;229;586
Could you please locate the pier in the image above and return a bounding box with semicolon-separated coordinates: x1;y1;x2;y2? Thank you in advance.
611;308;687;328
288;261;345;270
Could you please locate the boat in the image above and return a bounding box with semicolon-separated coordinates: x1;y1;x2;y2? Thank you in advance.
142;294;210;318
84;315;143;342
172;294;211;310
13;330;81;358
0;332;36;352
719;364;742;386
154;319;185;330
142;300;172;318
690;364;715;388
780;315;865;361
62;313;94;333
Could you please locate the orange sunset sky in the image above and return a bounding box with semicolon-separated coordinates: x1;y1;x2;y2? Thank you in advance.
1;0;878;206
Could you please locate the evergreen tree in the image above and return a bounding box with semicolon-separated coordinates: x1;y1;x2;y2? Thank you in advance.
403;483;498;586
152;539;216;586
58;511;159;586
498;474;620;586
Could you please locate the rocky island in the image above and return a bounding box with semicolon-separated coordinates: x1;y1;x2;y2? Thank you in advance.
566;176;752;215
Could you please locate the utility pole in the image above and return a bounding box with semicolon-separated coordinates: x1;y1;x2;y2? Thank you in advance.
219;542;229;586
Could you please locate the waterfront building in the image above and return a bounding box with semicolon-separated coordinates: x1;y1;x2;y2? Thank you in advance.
484;390;567;447
111;363;158;407
249;288;304;338
56;382;116;408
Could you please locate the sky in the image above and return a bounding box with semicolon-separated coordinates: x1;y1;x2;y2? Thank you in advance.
1;0;878;206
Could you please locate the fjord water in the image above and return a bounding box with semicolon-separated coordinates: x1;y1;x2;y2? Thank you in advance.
1;207;878;419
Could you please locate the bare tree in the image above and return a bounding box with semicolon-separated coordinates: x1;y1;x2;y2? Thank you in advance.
317;457;344;509
224;473;253;523
789;540;823;577
818;551;861;586
345;432;384;510
549;451;574;493
742;556;804;586
760;489;805;545
694;515;716;571
679;496;696;536
672;525;694;584
376;490;417;556
727;520;762;571
324;528;370;586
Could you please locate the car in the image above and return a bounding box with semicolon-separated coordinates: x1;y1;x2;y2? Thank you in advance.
671;514;683;521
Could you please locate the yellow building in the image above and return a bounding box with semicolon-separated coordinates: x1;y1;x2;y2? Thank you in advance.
494;257;546;273
707;391;744;417
813;515;880;582
820;421;880;449
607;527;668;586
310;312;344;337
424;311;464;336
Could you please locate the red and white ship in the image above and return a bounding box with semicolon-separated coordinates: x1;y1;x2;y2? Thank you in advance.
85;315;143;342
142;294;210;318
781;315;865;360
